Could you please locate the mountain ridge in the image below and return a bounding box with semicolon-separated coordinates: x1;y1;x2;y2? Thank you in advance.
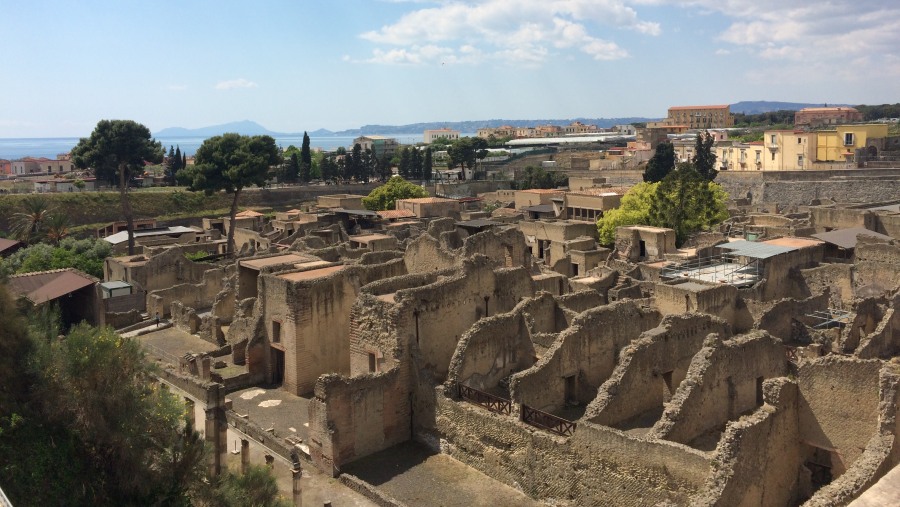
154;102;860;138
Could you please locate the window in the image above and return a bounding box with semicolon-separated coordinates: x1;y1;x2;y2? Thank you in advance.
272;320;281;343
798;155;804;167
770;134;777;144
798;137;802;144
755;151;761;162
844;132;854;145
368;353;377;372
771;152;776;161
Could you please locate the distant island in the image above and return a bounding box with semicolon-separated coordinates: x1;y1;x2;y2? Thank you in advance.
153;101;849;139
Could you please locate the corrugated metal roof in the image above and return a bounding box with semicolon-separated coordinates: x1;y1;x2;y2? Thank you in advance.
718;240;795;259
811;227;893;249
103;226;199;245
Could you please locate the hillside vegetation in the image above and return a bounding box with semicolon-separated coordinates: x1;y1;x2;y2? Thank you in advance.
0;184;380;233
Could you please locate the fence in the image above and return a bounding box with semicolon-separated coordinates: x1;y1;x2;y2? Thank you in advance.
521;404;577;436
458;383;512;415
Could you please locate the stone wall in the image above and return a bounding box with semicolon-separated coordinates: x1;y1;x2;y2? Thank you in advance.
585;314;730;428
797;357;884;475
147;267;226;317
855;241;900;296
308;368;412;476
651;331;788;446
692;378;803;506
511;300;662;413
429;392;711;506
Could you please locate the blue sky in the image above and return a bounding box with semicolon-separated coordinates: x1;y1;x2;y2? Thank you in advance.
1;0;898;137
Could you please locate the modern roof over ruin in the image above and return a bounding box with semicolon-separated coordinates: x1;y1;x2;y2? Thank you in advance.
811;227;893;250
103;226;199;245
376;209;417;220
6;268;96;304
240;253;309;270
717;239;807;259
277;264;345;281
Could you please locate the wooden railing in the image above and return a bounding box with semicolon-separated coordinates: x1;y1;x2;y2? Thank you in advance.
458;383;512;416
521;405;577;436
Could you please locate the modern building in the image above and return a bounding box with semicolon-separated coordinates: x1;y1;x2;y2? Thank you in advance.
814;124;889;163
795;107;864;127
716;141;765;171
761;130;816;171
424;129;460;144
666;105;734;129
352;135;399;159
11;156;75;175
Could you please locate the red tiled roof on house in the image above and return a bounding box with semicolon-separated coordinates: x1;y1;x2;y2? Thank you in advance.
668;105;730;110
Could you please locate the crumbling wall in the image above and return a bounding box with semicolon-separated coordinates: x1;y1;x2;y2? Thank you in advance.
854;241;900;297
555;290;604;315
585;314;730;428
446;310;536;391
755;292;830;343
461;227;532;269
651;331;788;446
403;233;461;273
147;268;226;317
430;392;711;506
511;301;662;413
799;263;854;306
655;281;738;326
855;293;900;359
692;378;803;507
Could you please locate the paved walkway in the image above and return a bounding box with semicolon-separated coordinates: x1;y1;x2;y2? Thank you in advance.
135;325;217;364
345;442;545;507
229;385;311;444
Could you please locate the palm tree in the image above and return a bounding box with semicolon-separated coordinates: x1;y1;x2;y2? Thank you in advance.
44;213;71;246
11;195;52;243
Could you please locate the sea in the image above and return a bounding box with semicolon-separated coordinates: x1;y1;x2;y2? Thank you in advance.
0;133;475;160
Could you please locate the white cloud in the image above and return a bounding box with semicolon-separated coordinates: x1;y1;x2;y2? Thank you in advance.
714;48;730;56
214;78;258;90
167;84;188;91
357;0;657;65
646;1;900;76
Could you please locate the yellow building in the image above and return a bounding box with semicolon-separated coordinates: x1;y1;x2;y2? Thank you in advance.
716;142;764;171
666;105;734;129
814;124;889;162
761;130;815;170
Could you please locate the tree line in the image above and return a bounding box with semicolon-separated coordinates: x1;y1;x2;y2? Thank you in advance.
598;131;728;246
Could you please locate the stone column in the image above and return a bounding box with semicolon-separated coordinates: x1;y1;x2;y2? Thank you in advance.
240;439;250;474
291;467;302;507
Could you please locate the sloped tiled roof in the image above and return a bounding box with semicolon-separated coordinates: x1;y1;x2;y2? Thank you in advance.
6;268;97;304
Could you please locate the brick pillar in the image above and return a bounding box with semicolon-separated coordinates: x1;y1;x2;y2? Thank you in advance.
205;407;223;476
